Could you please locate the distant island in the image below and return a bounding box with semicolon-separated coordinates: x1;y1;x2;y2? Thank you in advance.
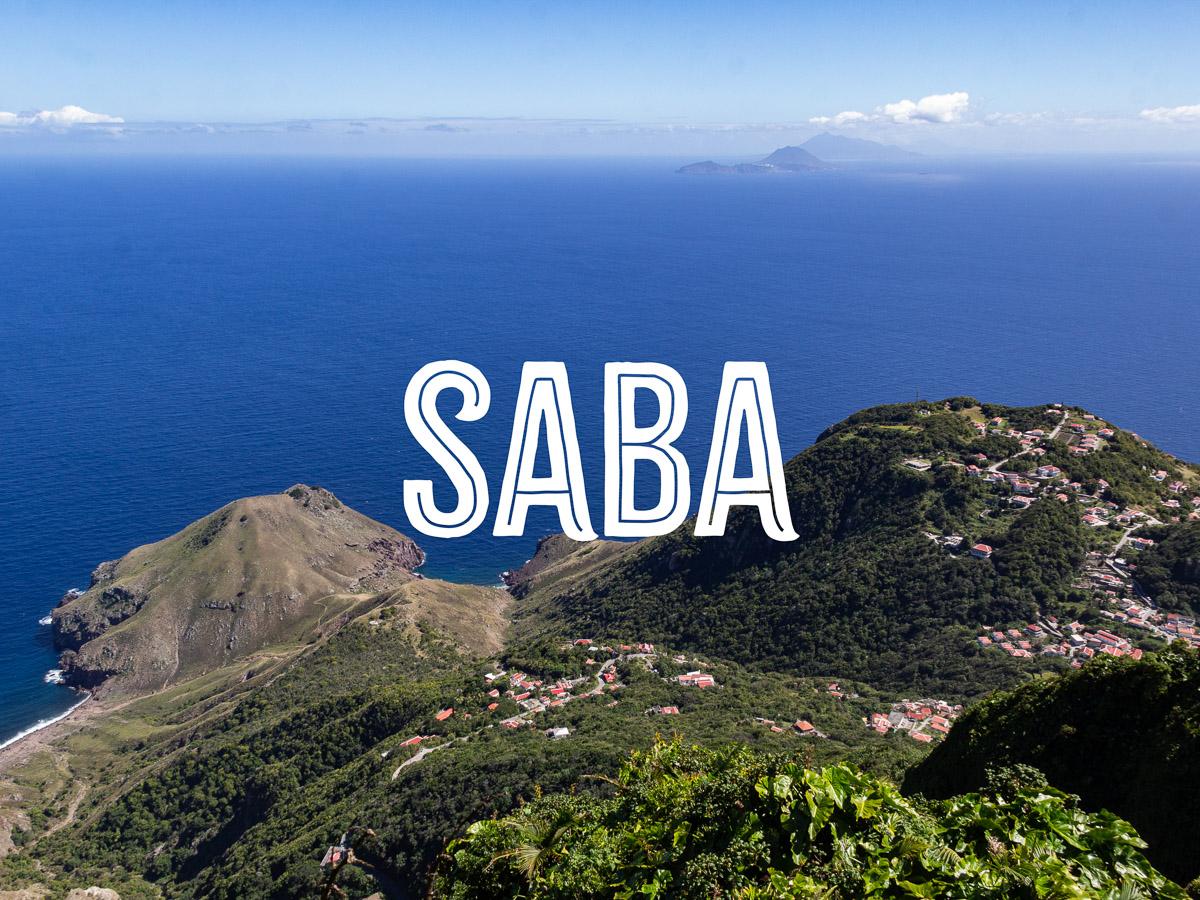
678;132;921;174
800;131;921;161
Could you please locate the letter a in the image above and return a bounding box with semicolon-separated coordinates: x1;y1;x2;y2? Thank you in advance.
695;362;798;541
494;362;597;541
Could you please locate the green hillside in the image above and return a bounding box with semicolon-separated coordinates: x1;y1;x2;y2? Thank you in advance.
5;621;918;897
514;400;1198;697
903;645;1200;887
1135;521;1200;615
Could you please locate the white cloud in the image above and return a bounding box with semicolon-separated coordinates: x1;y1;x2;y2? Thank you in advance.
0;105;124;128
810;92;970;127
809;110;869;126
1139;104;1200;124
880;92;970;124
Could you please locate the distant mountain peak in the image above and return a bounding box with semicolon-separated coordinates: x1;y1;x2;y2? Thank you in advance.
799;132;920;161
676;144;830;175
757;145;828;169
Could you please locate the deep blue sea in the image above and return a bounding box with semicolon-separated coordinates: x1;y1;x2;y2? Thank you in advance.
1;155;1198;744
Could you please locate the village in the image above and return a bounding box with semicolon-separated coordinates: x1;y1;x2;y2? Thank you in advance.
387;639;918;779
923;405;1197;564
912;405;1200;665
388;638;738;774
863;697;964;744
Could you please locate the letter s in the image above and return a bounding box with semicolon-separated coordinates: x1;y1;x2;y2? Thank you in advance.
403;361;491;538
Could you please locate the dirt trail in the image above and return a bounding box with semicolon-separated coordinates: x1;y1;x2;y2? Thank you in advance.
43;778;88;837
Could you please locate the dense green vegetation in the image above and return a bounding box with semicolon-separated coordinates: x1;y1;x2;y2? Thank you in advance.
7;399;1197;898
434;738;1184;898
1135;522;1200;615
15;630;919;898
517;401;1102;698
904;646;1200;888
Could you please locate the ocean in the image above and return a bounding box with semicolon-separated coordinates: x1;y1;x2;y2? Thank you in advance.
1;154;1197;744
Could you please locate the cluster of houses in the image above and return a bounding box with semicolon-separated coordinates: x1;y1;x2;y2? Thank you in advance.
824;681;859;700
489;663;607;730
865;698;963;744
400;638;728;745
1099;595;1200;650
752;716;826;738
977;616;1145;667
958;408;1198;525
926;410;1200;572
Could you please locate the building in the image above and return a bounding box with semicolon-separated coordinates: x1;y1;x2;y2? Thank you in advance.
678;671;716;688
970;543;993;559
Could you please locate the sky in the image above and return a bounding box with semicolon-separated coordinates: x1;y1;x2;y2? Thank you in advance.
2;0;1199;155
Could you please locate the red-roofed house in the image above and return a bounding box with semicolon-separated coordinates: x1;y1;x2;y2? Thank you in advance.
678;672;716;688
434;708;454;722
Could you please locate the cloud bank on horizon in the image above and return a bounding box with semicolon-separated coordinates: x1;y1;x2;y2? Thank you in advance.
0;105;124;129
1140;104;1200;124
811;92;971;126
2;95;1199;156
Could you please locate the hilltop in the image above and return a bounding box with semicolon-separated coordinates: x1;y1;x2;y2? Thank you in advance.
52;484;427;694
799;131;921;161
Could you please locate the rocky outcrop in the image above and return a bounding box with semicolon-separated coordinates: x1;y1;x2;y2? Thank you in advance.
66;889;121;900
54;586;148;652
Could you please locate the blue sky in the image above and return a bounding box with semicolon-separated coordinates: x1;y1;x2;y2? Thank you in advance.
2;0;1199;153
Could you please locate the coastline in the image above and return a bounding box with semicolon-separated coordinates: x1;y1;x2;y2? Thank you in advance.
0;691;93;772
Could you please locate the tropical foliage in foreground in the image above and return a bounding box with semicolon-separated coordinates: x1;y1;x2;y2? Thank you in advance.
904;645;1200;888
435;739;1184;899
